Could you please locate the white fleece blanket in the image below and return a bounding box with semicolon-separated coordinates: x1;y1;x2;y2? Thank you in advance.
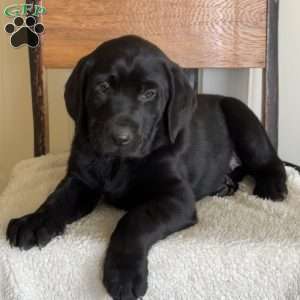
1;153;300;300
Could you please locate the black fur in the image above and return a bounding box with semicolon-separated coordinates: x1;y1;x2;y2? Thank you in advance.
7;35;287;300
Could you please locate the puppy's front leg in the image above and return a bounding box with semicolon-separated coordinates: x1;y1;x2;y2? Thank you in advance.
103;178;197;300
6;175;101;250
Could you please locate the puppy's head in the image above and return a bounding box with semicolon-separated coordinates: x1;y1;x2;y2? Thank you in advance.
65;35;195;158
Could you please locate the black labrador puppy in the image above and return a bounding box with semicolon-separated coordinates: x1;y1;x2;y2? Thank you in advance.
7;35;287;300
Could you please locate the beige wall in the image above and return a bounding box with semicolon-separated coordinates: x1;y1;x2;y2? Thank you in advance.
0;1;33;190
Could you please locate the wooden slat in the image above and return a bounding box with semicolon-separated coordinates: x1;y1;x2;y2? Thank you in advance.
262;0;279;150
42;0;267;68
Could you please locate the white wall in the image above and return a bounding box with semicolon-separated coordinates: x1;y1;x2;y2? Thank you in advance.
201;69;249;104
278;0;300;165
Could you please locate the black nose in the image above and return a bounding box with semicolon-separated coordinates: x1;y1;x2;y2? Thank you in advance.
112;127;132;145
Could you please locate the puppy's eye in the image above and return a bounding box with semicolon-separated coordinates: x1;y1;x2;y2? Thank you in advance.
98;81;110;94
139;89;157;102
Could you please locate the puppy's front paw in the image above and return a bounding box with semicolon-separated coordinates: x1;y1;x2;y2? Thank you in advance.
254;175;288;201
215;175;239;197
6;211;65;250
103;250;148;300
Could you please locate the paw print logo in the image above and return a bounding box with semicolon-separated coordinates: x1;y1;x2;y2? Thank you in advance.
4;16;44;48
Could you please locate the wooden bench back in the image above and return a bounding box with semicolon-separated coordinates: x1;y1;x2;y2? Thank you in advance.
42;0;267;68
29;0;279;156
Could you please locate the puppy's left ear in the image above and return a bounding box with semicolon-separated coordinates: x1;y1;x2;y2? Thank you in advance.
166;63;196;143
64;55;92;130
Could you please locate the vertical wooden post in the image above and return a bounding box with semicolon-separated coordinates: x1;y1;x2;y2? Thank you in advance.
262;0;279;150
27;0;48;156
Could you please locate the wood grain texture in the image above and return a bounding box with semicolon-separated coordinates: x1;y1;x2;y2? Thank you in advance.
262;0;279;150
42;0;267;68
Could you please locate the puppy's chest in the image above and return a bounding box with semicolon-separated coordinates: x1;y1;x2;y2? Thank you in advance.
98;158;141;201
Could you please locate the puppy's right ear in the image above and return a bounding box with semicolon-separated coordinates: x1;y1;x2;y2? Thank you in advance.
64;55;92;126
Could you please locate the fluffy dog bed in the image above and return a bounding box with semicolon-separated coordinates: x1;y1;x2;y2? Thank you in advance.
1;153;300;300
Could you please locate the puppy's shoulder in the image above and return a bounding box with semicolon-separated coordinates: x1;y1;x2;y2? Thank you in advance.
193;94;224;116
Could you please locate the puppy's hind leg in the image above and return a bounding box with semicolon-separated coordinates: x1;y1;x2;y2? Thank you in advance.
220;97;287;201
